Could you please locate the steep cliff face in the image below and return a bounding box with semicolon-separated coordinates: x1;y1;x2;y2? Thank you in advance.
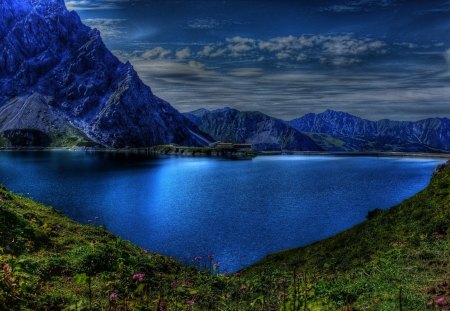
289;110;450;152
0;0;207;147
185;108;321;151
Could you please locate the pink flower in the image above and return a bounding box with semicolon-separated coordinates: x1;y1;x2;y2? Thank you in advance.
186;299;195;305
109;292;118;301
2;263;9;271
240;284;248;291
132;273;145;281
0;198;4;202
435;296;447;306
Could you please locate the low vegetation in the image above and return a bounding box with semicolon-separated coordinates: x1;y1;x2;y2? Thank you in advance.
0;127;97;148
0;161;449;310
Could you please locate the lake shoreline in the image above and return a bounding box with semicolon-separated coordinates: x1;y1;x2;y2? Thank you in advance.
1;146;449;159
260;150;450;158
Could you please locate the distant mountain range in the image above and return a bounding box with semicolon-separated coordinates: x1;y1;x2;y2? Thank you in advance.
185;108;450;153
289;110;450;152
0;0;207;147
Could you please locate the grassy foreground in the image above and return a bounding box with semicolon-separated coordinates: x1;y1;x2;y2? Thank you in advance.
0;161;449;310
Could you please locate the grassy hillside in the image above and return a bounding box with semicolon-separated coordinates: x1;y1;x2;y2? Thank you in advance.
0;186;233;310
0;161;449;310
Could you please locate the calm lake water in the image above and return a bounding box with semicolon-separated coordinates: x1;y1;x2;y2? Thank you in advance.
0;151;445;272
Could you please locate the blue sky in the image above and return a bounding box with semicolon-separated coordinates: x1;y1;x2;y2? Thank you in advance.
66;0;450;120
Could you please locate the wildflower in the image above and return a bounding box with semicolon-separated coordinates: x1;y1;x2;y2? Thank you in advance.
235;272;241;278
171;280;180;287
278;277;286;284
213;263;220;269
240;284;248;291
132;273;145;281
436;296;447;306
186;299;195;305
208;254;215;259
109;292;118;302
0;198;4;202
2;263;9;272
432;231;445;239
194;256;202;262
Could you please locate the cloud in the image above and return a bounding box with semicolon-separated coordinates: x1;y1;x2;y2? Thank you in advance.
185;18;220;29
197;35;387;66
423;1;450;13
444;49;450;68
322;0;397;13
229;68;264;78
184;18;243;30
176;47;192;60
82;18;127;39
65;0;136;11
141;47;172;60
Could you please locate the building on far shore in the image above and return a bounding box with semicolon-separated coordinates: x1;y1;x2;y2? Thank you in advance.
209;141;253;151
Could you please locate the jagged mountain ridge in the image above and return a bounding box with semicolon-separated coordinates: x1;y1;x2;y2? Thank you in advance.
0;0;207;147
289;110;450;152
184;107;322;151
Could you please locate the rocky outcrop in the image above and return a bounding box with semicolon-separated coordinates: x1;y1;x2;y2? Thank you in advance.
185;108;321;151
0;0;208;147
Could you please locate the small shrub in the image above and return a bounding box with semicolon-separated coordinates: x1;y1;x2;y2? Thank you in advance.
367;208;383;220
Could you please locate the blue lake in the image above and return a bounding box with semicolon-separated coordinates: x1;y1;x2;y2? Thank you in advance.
0;151;445;272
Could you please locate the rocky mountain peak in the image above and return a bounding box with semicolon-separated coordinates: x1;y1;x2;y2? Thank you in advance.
0;0;207;147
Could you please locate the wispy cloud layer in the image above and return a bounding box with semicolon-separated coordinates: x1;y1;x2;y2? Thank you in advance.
82;18;127;39
196;35;387;66
114;34;389;67
321;0;397;12
114;47;450;121
66;0;135;11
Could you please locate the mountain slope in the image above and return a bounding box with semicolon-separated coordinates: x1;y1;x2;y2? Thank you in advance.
290;110;450;152
185;107;321;151
0;0;207;147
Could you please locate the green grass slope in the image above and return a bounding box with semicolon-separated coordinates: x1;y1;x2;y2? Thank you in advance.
0;187;235;310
